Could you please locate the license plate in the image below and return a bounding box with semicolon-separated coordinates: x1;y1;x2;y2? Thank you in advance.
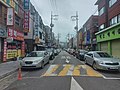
110;67;118;69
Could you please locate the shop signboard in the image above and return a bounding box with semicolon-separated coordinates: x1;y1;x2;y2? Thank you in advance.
6;37;13;43
3;39;7;62
24;0;30;9
8;28;24;41
22;42;25;57
0;28;7;37
24;11;29;32
7;8;14;26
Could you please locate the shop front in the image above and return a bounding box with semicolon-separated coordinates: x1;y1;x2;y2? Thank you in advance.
0;27;7;61
3;28;25;61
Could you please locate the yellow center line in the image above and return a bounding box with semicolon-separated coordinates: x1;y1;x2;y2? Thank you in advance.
44;65;59;76
58;64;71;76
73;65;81;76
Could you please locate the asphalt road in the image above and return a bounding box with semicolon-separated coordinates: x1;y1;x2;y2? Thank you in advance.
4;51;120;90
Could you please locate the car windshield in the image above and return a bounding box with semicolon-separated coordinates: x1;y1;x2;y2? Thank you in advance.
27;52;44;57
94;52;112;58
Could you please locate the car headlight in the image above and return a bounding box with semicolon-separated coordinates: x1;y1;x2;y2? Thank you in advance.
98;61;104;64
34;60;40;63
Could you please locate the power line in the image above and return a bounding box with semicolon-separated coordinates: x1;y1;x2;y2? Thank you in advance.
32;0;49;24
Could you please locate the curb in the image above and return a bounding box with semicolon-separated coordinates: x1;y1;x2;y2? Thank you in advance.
0;68;18;80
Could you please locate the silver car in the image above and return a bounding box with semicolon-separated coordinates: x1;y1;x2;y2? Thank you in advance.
20;51;50;69
84;51;120;71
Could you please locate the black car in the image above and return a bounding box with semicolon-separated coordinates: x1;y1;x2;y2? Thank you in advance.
76;50;88;61
46;48;55;60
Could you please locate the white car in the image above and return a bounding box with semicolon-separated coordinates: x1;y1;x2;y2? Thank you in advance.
20;51;50;69
85;51;120;71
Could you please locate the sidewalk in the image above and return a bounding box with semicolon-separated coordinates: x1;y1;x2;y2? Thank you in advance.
0;61;19;80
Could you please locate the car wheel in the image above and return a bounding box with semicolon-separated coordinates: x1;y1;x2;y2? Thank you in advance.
47;60;50;64
92;62;97;70
41;62;44;69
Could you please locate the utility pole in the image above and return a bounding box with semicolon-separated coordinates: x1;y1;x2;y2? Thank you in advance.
71;11;79;50
57;33;61;48
50;11;58;47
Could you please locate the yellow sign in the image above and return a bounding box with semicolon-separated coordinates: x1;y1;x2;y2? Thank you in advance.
7;49;22;59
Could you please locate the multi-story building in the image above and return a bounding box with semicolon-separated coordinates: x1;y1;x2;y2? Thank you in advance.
82;15;98;50
0;1;7;61
0;0;25;61
95;0;120;58
44;26;52;47
33;11;45;51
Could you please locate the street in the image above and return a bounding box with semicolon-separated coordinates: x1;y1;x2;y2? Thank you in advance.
3;51;120;90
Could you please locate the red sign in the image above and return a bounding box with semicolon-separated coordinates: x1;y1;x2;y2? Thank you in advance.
22;42;25;57
3;39;7;62
24;11;29;32
8;28;24;41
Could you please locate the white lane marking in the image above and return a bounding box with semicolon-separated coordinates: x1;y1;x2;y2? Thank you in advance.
67;65;74;75
70;77;84;90
103;76;120;80
66;59;70;63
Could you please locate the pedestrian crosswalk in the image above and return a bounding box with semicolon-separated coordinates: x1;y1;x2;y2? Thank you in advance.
43;64;103;77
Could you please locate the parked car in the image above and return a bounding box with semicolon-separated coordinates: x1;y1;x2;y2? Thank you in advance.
20;51;50;69
84;51;120;71
76;50;88;60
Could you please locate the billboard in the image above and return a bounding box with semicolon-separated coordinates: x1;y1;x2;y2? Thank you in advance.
7;8;14;26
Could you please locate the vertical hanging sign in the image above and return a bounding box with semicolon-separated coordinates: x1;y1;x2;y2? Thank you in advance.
7;8;14;26
21;42;25;57
3;39;7;62
24;0;30;32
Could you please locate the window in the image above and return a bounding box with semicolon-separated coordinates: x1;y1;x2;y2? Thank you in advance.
110;16;117;26
24;33;28;36
109;0;117;7
99;24;105;30
118;14;120;23
15;15;20;26
99;7;105;16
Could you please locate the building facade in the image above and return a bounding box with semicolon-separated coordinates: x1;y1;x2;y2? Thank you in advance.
95;0;120;58
82;15;98;51
0;0;25;61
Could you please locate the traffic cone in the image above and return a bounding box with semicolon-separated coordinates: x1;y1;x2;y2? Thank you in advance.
18;68;22;80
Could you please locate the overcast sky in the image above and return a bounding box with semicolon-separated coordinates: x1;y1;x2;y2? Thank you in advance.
31;0;98;42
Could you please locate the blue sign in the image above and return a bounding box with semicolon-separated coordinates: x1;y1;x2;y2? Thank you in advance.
0;28;6;37
24;0;30;9
86;30;90;44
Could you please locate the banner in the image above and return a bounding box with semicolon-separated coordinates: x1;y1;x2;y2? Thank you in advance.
24;11;29;32
7;8;14;26
3;39;7;62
